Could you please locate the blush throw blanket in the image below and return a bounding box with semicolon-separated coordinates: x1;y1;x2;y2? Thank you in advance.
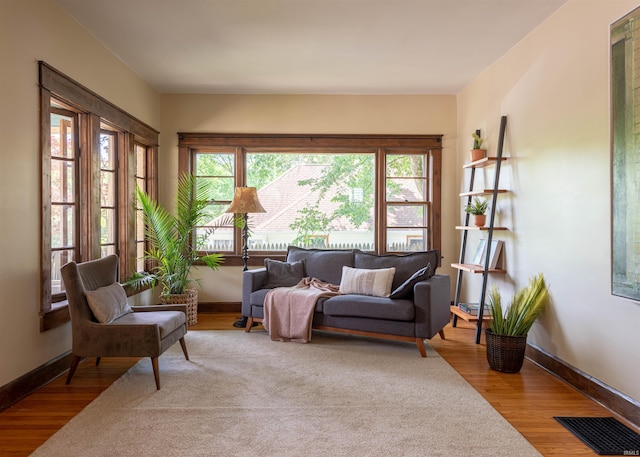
263;278;340;343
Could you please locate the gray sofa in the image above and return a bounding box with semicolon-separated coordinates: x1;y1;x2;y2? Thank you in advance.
243;246;450;357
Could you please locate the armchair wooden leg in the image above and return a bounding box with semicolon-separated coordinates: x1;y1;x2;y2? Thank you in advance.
151;357;160;390
95;356;101;366
66;355;81;385
245;317;254;333
179;337;189;361
439;330;446;339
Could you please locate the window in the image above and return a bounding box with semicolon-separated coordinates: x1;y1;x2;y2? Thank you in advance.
178;134;442;268
40;62;158;331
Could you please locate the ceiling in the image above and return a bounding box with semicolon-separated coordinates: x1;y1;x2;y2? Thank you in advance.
55;0;567;95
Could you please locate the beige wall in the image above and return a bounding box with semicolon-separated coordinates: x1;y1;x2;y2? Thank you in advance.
0;0;160;386
457;0;640;400
160;94;459;302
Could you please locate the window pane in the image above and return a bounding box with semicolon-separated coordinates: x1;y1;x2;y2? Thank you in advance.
51;159;74;202
386;204;426;227
386;177;427;202
101;171;116;206
387;228;428;252
386;154;425;177
50;114;74;159
135;145;146;178
100;133;115;169
245;152;375;251
101;208;116;244
197;226;234;252
195;153;234;176
51;204;75;248
51;249;74;294
136;242;146;271
101;245;116;257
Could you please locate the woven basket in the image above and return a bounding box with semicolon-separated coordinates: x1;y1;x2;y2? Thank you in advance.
161;289;198;326
485;329;527;373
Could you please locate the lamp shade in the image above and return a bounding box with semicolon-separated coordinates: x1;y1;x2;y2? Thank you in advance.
226;187;266;214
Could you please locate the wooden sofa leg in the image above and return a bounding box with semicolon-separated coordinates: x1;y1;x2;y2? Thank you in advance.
66;355;81;385
179;337;189;361
439;329;446;339
416;339;427;358
245;317;254;333
151;357;160;390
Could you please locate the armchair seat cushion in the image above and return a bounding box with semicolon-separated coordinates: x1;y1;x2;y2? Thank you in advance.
322;295;415;321
116;310;186;339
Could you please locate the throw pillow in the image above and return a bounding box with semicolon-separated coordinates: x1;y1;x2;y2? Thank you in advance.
263;258;306;289
85;282;132;324
354;250;439;291
339;266;396;298
389;263;432;299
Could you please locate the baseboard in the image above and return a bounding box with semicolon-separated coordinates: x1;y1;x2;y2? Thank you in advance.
525;343;639;428
0;351;73;412
198;301;241;313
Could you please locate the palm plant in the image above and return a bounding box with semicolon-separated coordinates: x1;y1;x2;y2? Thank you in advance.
127;173;227;296
488;273;549;336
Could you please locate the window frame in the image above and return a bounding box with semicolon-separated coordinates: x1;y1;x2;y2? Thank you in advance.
39;62;158;331
177;133;442;268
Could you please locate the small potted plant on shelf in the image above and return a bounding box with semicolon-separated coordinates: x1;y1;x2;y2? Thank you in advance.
464;197;488;227
471;132;486;162
485;273;550;373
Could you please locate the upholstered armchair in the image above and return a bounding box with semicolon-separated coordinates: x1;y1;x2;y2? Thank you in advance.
60;254;189;390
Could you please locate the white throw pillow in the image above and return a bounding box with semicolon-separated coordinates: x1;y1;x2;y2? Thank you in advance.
85;282;132;323
339;266;396;298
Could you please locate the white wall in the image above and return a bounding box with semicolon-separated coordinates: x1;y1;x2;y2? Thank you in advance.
160;94;458;302
0;0;160;386
457;0;640;400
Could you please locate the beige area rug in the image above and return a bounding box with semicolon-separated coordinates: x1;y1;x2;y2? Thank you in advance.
31;330;541;457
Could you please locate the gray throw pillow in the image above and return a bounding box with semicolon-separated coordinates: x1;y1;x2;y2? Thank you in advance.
85;282;132;323
263;258;306;289
389;263;432;299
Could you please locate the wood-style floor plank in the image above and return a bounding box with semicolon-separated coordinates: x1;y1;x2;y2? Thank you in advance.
0;314;635;456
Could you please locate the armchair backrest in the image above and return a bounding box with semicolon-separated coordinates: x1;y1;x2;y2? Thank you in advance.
60;254;120;325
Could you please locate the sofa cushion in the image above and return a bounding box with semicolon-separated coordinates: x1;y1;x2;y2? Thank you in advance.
263;258;306;288
338;266;396;298
322;295;415;321
286;246;355;285
389;263;432;299
354;250;439;292
85;282;132;323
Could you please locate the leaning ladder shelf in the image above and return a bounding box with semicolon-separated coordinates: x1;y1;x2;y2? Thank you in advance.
452;115;508;344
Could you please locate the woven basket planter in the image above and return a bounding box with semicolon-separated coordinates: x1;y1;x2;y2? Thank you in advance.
161;289;198;326
485;329;527;373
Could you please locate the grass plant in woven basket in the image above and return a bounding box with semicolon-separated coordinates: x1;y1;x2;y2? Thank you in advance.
126;173;232;306
486;274;549;372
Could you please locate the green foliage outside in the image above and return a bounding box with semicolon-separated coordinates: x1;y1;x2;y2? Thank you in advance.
194;152;426;244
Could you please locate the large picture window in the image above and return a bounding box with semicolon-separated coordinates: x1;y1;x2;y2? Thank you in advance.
40;62;158;330
178;134;442;268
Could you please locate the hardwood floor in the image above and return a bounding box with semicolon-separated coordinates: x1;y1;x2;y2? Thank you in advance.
0;313;635;456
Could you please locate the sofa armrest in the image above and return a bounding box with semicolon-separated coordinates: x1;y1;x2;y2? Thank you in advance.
413;274;451;339
241;268;267;317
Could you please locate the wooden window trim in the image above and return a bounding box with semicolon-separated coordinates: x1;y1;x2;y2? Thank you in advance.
178;133;443;268
39;62;159;331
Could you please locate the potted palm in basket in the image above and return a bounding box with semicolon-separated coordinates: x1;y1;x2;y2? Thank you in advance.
486;273;550;373
127;173;227;325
